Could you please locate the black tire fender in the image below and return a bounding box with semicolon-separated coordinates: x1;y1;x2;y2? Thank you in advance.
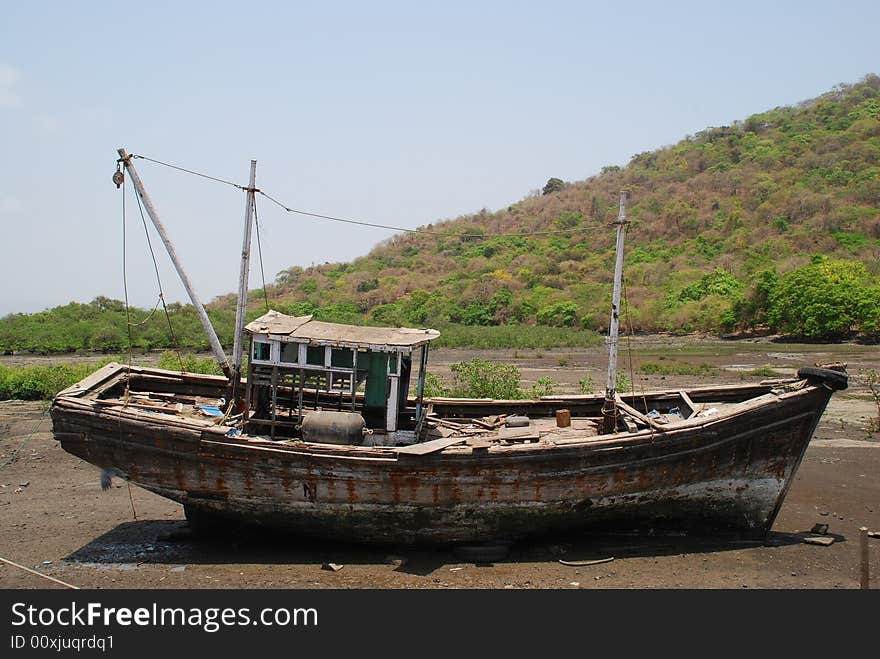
797;366;848;391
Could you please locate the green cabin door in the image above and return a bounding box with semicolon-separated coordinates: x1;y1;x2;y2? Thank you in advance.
363;352;388;428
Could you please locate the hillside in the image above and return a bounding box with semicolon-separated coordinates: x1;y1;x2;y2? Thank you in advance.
253;74;880;336
3;75;880;353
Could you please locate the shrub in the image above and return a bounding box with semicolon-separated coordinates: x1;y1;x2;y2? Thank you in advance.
0;360;114;400
616;370;632;393
767;257;880;337
536;302;580;327
578;376;595;394
422;372;450;398
158;351;225;375
529;376;556;398
356;278;379;293
448;358;523;399
672;269;744;305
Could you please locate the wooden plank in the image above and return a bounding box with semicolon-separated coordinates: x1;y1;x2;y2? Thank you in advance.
436;419;468;430
615;396;666;430
94;399;183;415
55;362;125;398
679;390;697;419
499;426;535;440
426;425;455;438
395;436;467;456
467;439;492;452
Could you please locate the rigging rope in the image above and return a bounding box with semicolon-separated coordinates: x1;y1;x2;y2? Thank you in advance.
121;176;134;392
0;556;80;590
130;180;185;372
258;190;609;238
130;154;244;190
622;274;653;441
0;408;48;471
253;196;271;312
130;151;614;239
126;296;162;327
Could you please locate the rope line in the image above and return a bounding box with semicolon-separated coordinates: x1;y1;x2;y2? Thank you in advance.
121;178;134;376
253;196;271;312
126;296;162;327
126;481;138;521
0;408;48;471
622;269;653;441
129;151;614;239
258;190;608;238
130;154;244;190
0;556;80;590
131;182;185;372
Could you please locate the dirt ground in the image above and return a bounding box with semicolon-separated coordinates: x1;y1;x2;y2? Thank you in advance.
1;336;878;589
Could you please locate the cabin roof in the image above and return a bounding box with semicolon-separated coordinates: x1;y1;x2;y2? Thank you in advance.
244;310;441;349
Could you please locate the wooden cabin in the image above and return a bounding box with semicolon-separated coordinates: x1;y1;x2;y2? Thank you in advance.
243;310;440;443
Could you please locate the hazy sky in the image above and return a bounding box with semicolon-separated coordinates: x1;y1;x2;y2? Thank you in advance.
1;1;878;316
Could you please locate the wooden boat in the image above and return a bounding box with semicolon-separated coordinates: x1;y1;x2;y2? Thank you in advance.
50;355;847;543
50;152;849;545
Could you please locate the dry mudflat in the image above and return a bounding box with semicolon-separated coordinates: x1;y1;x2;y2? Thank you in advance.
1;335;878;589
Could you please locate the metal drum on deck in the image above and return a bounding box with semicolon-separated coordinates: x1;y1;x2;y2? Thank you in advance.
301;411;366;445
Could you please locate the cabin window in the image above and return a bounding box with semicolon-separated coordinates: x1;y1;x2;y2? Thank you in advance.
331;348;354;368
253;340;271;361
356;351;370;369
306;346;324;366
280;342;299;364
389;353;398;374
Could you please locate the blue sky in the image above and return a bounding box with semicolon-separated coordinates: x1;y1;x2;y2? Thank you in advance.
1;1;878;315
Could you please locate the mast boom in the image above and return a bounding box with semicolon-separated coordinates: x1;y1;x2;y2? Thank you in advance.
117;147;231;377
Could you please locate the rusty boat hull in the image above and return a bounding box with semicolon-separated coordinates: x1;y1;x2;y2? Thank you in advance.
50;363;842;544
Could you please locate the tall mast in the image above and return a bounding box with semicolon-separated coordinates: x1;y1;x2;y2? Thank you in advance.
230;160;257;400
117;147;231;378
602;190;628;434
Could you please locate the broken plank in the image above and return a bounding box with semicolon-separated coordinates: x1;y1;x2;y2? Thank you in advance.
55;362;125;398
678;390;698;419
615;396;666;430
499;426;535;440
395;436;467;456
426;425;456;438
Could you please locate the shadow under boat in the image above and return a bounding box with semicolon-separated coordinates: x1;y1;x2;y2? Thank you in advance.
63;518;830;578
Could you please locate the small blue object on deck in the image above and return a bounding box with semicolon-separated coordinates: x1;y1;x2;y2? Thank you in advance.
197;404;223;417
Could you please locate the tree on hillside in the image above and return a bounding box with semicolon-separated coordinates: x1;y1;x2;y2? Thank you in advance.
542;177;566;195
766;257;880;338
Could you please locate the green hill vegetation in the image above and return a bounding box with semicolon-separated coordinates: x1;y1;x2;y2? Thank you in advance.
3;75;880;354
260;74;880;339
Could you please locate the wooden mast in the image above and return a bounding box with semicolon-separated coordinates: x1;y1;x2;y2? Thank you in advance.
117;148;231;378
602;190;628;434
230;160;257;402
